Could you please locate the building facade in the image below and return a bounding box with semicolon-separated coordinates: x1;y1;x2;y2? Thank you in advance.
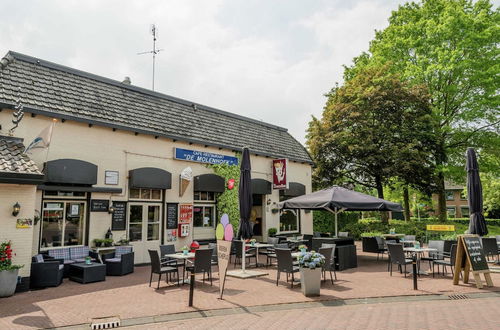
0;52;313;281
432;182;469;218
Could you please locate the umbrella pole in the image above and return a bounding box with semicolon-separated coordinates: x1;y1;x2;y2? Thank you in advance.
242;240;246;273
335;209;338;237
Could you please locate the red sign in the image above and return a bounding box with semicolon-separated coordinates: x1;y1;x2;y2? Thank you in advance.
227;178;235;190
272;158;288;190
179;204;193;224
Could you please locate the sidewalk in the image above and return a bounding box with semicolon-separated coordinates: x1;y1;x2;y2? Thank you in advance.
1;244;498;329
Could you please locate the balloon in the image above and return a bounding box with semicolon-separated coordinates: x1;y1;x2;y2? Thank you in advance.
216;223;225;240
220;214;230;226
224;224;234;241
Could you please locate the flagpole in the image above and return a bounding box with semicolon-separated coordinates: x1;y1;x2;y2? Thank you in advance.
43;119;57;165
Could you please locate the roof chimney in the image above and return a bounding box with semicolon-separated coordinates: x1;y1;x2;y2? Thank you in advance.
122;77;131;85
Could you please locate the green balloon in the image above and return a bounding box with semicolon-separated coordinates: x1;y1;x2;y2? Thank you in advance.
216;223;224;240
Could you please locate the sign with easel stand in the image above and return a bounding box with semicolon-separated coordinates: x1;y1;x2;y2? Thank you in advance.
215;214;234;299
453;235;494;289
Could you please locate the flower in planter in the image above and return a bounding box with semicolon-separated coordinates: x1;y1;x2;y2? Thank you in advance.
0;241;23;271
298;244;307;252
298;251;325;269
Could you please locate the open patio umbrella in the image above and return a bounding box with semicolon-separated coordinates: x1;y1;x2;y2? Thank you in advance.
237;147;253;272
279;186;403;236
466;148;488;236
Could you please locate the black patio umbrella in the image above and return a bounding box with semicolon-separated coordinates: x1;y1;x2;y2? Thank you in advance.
466;148;488;236
238;147;253;240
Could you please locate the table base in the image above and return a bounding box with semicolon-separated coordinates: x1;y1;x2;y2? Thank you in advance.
226;270;268;278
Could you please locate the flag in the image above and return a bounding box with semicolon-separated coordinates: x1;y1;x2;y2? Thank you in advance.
24;121;55;154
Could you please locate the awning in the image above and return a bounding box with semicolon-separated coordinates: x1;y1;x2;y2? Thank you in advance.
0;172;44;185
194;174;225;193
38;185;122;193
129;167;172;189
44;159;97;185
251;178;271;195
280;182;306;197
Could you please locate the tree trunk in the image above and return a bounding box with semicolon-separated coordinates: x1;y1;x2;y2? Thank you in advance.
403;186;410;221
434;141;448;222
375;176;389;224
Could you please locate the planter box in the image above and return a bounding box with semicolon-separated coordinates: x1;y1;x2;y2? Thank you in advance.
300;267;321;297
0;269;19;298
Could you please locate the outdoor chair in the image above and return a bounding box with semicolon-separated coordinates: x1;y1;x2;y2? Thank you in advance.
185;248;214;286
420;240;445;272
375;236;387;259
266;243;289;267
103;246;134;276
385;239;397;271
338;232;349;238
481;238;499;263
232;240;257;267
402;235;416;248
321;243;337;280
275;248;299;288
313;232;321;237
259;237;279;259
362;237;385;260
319;246;334;284
208;243;218;267
160;244;182;268
148;249;179;289
433;244;457;277
386;243;413;277
302;234;313;250
30;254;64;289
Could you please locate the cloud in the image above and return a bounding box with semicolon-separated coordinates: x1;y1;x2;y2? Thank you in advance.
0;0;403;144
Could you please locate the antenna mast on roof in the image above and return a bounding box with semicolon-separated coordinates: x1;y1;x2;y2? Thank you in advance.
137;24;163;91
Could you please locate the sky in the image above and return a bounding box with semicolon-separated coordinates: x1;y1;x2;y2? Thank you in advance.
1;0;414;144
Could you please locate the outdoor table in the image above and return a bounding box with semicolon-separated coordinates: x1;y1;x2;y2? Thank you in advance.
164;252;195;284
248;243;273;267
69;262;106;284
91;246;116;263
291;252;302;259
404;247;437;276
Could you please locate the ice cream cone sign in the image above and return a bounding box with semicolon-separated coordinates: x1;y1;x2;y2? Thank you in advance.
179;167;193;197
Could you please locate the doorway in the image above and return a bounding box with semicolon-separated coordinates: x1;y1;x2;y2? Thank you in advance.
128;203;161;263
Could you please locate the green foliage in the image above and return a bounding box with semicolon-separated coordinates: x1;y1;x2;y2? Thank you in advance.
313;211;360;234
267;227;277;237
208;161;241;232
0;241;23;271
307;64;435;221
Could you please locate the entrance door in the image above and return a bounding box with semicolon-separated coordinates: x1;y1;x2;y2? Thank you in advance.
128;203;161;263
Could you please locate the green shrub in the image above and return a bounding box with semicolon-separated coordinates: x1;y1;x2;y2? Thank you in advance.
267;227;277;237
313;211;360;233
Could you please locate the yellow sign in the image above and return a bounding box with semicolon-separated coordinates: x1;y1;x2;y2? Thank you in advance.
426;224;455;231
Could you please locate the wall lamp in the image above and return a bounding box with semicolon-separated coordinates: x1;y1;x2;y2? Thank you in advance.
12;202;21;217
108;205;115;214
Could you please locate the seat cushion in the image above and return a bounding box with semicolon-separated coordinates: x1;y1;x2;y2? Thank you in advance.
48;248;70;260
73;257;96;263
34;254;44;263
106;257;122;263
63;259;76;265
115;246;132;258
59;264;64;270
160;266;176;272
70;246;90;260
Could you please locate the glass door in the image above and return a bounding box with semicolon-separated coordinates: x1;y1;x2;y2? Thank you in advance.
128;203;162;263
41;201;86;249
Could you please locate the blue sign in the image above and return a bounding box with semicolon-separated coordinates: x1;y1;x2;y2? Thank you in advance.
174;148;239;166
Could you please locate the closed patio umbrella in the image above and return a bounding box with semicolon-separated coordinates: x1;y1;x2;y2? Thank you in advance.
466;148;488;236
238;147;253;272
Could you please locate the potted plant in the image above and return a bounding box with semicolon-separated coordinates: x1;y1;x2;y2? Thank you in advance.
115;238;130;246
0;241;23;298
93;239;103;247
268;227;277;237
182;246;189;255
298;244;307;253
103;238;113;247
297;250;325;297
249;239;256;247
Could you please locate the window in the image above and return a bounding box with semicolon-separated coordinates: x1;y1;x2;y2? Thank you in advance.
279;209;299;233
128;205;143;242
129;188;162;201
461;207;470;218
41;201;85;248
193;205;215;228
194;191;216;201
447;207;456;218
445;191;455;201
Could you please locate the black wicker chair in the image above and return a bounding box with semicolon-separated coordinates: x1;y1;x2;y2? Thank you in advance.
30;254;64;289
148;249;179;289
185;248;214;286
482;238;499;263
275;248;299;288
103;246;134;276
319;246;334;284
386;243;412;277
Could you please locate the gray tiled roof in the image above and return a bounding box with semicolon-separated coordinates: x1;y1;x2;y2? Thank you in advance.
0;51;313;164
0;136;41;175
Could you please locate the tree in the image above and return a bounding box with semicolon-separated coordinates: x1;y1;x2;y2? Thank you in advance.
347;0;500;220
307;65;434;222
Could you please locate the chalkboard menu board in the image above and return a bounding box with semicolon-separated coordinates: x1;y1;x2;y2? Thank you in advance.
90;199;110;212
111;201;127;231
463;236;489;271
166;203;178;229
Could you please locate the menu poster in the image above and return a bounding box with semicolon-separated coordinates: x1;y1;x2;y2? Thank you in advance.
179;204;193;224
111;201;127;231
462;236;489;271
166;203;179;229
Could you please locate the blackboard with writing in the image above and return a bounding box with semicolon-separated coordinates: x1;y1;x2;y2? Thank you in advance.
166;203;178;229
111;201;127;231
90;199;109;212
463;236;489;271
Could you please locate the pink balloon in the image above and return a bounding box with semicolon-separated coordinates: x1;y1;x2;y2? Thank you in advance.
224;224;234;241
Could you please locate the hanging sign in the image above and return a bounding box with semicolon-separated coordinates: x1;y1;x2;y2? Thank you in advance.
174;147;238;166
90;199;110;212
179;204;193;224
166;203;179;229
111;201;127;231
272;158;288;190
216;214;234;299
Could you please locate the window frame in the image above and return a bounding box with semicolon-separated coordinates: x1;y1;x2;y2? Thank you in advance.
445;191;455;201
128;188;163;201
192;204;216;228
446;206;457;218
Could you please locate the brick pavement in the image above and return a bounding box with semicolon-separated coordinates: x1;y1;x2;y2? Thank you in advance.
1;244;498;329
127;297;500;329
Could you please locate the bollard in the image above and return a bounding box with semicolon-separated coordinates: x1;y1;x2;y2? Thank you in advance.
188;273;195;306
412;254;418;290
